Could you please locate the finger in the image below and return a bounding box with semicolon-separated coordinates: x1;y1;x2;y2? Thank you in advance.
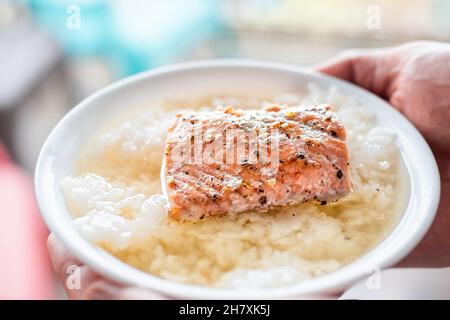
82;280;167;300
118;287;168;300
315;49;394;98
47;233;81;281
314;51;358;81
47;233;101;299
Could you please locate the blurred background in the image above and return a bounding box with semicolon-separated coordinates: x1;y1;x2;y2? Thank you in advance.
0;0;449;299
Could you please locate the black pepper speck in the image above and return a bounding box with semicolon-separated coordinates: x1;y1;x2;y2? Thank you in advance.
259;196;267;206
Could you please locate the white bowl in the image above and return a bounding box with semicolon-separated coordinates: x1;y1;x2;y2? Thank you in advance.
35;60;440;299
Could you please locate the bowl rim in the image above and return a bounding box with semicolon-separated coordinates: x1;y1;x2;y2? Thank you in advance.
35;59;440;299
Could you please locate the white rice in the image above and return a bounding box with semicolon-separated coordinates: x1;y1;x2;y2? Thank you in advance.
62;84;405;288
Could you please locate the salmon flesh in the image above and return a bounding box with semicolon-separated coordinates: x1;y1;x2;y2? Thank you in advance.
164;104;350;220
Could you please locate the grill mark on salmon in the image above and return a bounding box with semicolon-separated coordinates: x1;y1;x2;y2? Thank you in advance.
164;104;350;220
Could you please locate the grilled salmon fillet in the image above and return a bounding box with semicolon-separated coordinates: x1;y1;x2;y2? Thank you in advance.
164;104;350;220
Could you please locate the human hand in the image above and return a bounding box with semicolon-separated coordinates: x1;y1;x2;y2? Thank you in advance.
47;233;165;299
317;41;450;267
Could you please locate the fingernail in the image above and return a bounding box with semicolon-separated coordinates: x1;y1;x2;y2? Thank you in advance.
84;281;122;300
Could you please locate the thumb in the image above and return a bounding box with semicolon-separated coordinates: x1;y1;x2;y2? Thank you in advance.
315;51;360;81
315;49;392;97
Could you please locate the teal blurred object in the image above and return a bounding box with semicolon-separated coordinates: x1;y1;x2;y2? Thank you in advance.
27;0;113;56
26;0;228;76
